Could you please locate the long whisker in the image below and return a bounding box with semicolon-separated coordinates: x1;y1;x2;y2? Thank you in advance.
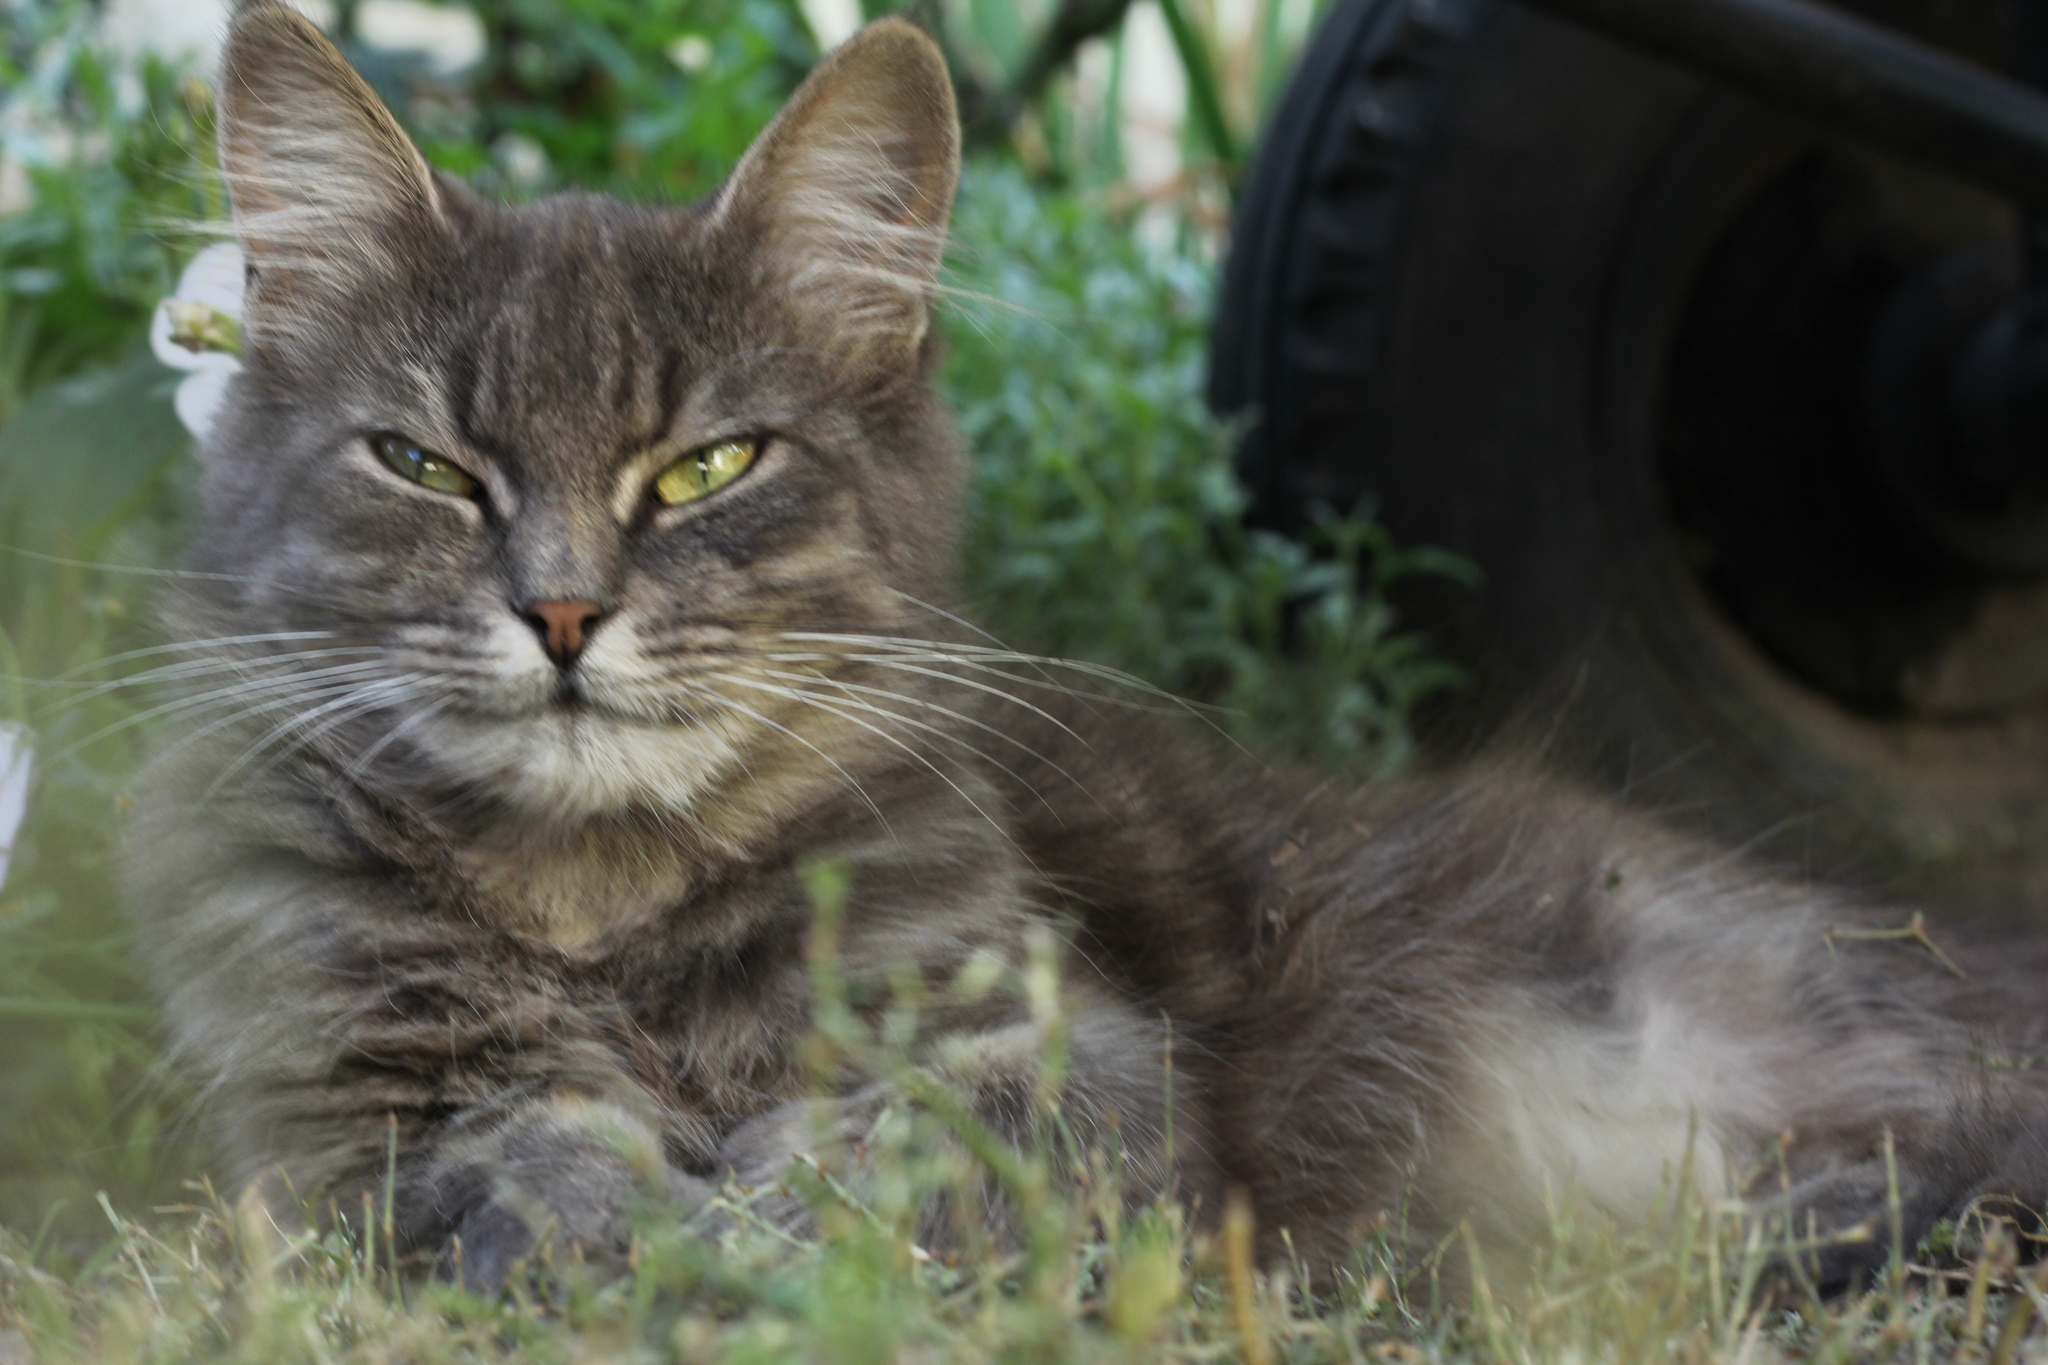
741;667;1040;790
117;661;394;728
204;675;424;799
40;647;383;710
340;692;458;786
125;676;394;776
746;664;1089;810
38;631;344;682
49;662;395;762
0;544;260;582
872;595;1126;720
772;650;1197;722
208;683;423;802
766;650;1137;726
772;632;1209;706
885;590;1022;652
122;671;399;769
710;671;1010;838
770;630;1255;760
671;679;894;838
882;591;1097;699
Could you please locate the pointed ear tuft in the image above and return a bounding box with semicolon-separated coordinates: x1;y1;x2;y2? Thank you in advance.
711;18;960;371
218;0;443;290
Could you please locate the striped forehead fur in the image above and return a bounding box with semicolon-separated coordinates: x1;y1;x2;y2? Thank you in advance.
219;3;955;379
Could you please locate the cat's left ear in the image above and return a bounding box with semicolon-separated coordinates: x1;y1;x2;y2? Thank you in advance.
216;0;446;310
709;18;959;371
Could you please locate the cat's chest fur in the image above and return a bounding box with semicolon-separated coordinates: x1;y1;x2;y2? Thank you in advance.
405;792;1042;1168
450;813;703;953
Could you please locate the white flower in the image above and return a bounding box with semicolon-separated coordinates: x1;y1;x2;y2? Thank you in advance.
668;34;713;72
357;0;486;75
0;723;32;895
150;240;245;441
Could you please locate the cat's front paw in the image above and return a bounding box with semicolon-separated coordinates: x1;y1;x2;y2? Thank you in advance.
448;1198;538;1294
713;1093;892;1236
441;1165;716;1293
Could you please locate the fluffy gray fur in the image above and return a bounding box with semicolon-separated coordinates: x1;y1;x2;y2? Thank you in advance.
128;0;2048;1292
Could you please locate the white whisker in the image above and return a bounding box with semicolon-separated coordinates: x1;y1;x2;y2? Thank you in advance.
44;647;383;710
671;679;894;838
32;631;343;683
204;674;424;798
0;544;259;582
124;676;389;775
772;631;1203;705
746;664;1088;811
51;662;394;761
340;691;457;785
710;670;1010;839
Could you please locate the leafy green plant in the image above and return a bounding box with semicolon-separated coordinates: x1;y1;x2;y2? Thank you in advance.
1;1;220;420
946;163;1465;768
376;0;819;198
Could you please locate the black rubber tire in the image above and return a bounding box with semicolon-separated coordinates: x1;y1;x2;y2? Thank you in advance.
1212;0;2048;909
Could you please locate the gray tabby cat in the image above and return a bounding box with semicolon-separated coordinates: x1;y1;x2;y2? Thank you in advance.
130;0;2048;1291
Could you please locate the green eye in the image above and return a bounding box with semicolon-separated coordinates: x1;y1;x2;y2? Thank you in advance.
373;434;478;498
655;439;758;507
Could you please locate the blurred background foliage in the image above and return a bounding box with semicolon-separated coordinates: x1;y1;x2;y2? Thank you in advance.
0;0;1462;1264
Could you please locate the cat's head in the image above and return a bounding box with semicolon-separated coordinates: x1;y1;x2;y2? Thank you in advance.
174;2;964;821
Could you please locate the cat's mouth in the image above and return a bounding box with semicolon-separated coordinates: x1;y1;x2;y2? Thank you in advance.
538;676;646;724
550;677;589;713
515;670;680;729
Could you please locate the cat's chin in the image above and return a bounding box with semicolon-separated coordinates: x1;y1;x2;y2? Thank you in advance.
414;704;744;822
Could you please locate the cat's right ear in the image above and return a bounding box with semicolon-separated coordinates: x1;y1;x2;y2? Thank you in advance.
708;18;960;373
216;1;444;305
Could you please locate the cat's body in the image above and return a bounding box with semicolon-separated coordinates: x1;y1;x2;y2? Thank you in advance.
129;1;2048;1290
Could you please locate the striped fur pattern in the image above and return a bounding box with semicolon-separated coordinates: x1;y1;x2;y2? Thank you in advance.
129;1;2048;1290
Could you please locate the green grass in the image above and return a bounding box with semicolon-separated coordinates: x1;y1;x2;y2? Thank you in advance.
6;877;2041;1363
5;995;2044;1364
944;163;1468;770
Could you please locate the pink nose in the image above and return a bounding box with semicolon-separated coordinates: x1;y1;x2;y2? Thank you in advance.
524;599;604;666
